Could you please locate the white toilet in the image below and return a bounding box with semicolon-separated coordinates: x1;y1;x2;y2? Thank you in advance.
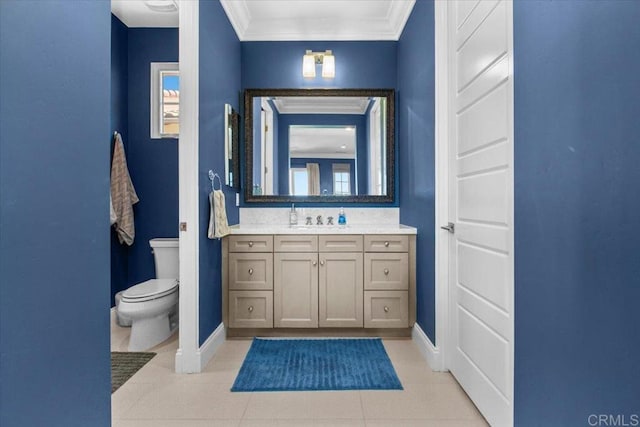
118;238;179;351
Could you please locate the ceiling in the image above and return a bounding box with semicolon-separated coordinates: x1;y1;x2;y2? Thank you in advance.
271;97;371;115
289;126;356;159
111;0;416;41
111;1;178;28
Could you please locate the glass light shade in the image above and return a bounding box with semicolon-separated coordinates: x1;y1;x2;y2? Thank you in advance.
322;52;335;78
303;52;316;78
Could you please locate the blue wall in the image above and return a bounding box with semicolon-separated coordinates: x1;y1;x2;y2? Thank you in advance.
397;0;436;341
110;14;130;306
125;29;180;288
198;0;241;345
242;41;397;90
514;2;640;425
0;1;111;426
278;114;367;195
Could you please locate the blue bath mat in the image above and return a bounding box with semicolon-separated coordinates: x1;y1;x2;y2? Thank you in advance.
231;338;403;392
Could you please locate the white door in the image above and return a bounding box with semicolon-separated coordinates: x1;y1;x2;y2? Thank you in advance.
446;1;514;426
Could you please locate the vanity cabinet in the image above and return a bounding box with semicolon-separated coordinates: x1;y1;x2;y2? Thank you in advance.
363;235;410;328
227;235;274;328
224;232;415;336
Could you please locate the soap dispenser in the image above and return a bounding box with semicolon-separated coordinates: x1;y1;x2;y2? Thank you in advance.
289;204;298;226
338;207;347;226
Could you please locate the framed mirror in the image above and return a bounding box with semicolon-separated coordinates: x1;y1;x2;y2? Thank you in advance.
244;88;395;203
224;103;240;190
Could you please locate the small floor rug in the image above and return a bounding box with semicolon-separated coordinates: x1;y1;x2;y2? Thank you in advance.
111;351;156;393
231;338;403;392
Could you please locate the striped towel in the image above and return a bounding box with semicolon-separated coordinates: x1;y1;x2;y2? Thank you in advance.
110;133;139;245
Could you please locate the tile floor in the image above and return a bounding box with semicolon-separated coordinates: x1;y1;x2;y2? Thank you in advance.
111;313;488;427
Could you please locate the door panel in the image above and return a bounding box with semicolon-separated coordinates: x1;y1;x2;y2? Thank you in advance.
457;84;509;155
448;1;514;426
274;252;318;328
456;0;507;90
458;243;509;310
319;252;363;327
457;306;510;396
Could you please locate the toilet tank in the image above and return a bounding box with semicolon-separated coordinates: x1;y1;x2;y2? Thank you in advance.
149;238;179;279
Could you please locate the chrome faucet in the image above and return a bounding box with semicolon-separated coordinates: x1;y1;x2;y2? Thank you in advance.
316;215;323;226
305;216;313;226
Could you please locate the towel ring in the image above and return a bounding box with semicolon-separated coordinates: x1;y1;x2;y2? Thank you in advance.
208;170;222;191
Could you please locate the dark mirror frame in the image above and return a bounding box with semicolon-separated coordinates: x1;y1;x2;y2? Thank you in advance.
243;88;395;204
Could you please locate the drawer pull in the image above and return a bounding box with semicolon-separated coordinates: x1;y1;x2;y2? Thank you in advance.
384;306;390;313
248;241;254;247
320;260;325;266
384;268;389;275
312;261;317;266
248;306;254;313
248;268;253;275
384;241;390;247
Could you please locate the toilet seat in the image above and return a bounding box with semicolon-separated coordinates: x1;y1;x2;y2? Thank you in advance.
121;279;178;302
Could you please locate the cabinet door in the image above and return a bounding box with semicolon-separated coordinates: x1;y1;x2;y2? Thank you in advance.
229;253;273;290
319;252;364;327
228;290;273;328
364;252;409;290
274;252;318;328
364;290;408;328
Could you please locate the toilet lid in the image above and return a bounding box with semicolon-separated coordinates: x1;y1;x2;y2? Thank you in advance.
122;279;179;301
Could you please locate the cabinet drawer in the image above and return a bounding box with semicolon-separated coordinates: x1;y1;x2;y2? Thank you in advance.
364;235;409;252
364;253;409;290
228;235;273;253
229;253;273;290
364;291;408;328
319;235;363;252
228;291;273;328
274;235;318;252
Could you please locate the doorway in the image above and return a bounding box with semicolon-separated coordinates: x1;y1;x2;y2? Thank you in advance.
434;1;515;426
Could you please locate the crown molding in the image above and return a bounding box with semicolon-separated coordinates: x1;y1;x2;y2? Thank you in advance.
388;0;417;40
219;0;415;41
219;0;251;40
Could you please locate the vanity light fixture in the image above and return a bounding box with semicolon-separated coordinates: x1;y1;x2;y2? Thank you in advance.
302;50;336;79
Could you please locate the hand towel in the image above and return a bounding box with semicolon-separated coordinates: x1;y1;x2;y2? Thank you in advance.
111;133;139;245
208;189;230;239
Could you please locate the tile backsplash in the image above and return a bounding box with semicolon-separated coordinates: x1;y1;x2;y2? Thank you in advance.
239;207;399;226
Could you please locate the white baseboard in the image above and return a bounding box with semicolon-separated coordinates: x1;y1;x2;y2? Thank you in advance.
412;323;445;372
175;322;225;373
197;322;225;370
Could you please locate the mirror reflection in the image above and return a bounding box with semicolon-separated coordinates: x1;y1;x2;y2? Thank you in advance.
224;103;240;190
250;94;388;197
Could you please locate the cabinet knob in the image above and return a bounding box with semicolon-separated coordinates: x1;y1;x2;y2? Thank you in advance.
384;268;389;275
312;261;317;266
320;260;325;266
248;306;254;313
248;268;253;275
248;241;254;247
384;241;390;247
384;306;390;313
